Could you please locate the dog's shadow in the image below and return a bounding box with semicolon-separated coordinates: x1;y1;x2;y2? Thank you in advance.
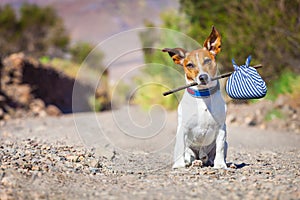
227;162;250;169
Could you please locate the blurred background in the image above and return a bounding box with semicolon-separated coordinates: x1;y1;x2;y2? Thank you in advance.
0;0;299;133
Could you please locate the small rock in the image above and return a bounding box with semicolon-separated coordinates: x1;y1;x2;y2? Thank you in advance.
274;95;288;108
46;105;61;116
1;177;17;187
16;85;32;105
29;99;45;115
259;123;267;130
77;155;85;162
227;114;237;124
245;115;257;126
65;155;78;162
3;114;10;120
32;165;41;171
89;159;102;168
89;167;100;174
0;108;4;119
204;170;216;175
0;95;6;103
23;163;33;170
94;146;116;160
240;176;247;182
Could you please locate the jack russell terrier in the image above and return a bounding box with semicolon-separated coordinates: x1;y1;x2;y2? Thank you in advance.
163;26;228;169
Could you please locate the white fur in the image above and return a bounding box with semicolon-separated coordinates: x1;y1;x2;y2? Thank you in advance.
172;80;228;169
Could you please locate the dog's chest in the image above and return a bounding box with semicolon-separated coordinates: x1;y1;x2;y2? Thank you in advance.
178;91;226;146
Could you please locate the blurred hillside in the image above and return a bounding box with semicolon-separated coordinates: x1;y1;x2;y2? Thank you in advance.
0;0;179;83
0;0;178;44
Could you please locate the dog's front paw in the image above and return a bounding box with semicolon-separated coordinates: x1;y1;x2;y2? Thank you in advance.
172;159;186;169
213;161;227;169
191;160;203;167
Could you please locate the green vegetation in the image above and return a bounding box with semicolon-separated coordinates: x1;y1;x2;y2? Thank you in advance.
137;0;300;110
178;0;300;78
264;109;284;121
0;4;100;65
0;4;69;58
111;80;131;107
266;70;300;101
39;57;81;78
134;74;183;110
88;95;103;112
70;42;100;64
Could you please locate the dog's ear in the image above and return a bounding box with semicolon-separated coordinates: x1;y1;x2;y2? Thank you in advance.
203;26;221;56
162;48;187;65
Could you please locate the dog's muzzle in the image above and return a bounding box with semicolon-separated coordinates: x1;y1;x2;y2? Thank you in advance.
198;74;210;85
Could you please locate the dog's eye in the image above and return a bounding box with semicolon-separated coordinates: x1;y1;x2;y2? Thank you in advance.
186;63;194;68
203;58;212;65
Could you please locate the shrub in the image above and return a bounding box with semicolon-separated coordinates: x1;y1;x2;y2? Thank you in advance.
266;70;300;101
0;4;69;58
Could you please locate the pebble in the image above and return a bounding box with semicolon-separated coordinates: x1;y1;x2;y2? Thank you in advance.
1;176;18;188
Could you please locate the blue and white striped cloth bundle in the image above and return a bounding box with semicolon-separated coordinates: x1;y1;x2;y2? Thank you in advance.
226;56;267;99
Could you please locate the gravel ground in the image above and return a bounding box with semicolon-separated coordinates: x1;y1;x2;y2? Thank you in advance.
0;110;300;200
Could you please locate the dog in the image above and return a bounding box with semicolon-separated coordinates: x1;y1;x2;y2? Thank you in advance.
163;26;227;169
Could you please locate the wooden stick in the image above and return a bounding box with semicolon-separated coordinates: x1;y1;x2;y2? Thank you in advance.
162;64;263;96
163;82;198;96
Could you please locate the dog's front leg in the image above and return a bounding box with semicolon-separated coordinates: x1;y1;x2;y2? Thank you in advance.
172;126;187;169
213;124;228;169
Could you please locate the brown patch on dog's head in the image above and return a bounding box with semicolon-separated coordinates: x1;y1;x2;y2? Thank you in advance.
162;48;187;65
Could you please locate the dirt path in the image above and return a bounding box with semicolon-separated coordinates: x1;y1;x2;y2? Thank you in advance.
0;107;299;199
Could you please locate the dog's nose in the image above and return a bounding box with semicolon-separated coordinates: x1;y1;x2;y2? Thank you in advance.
199;74;209;84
